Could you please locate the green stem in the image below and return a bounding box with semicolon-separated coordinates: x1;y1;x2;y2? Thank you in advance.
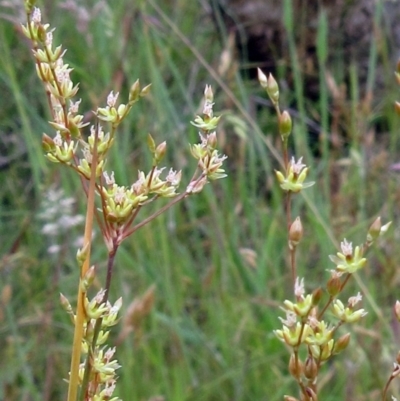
67;127;99;401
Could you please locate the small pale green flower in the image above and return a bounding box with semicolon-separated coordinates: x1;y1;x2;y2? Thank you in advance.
198;150;228;180
101;184;147;223
102;297;122;327
190;142;208;160
45;132;76;163
33;44;64;63
329;239;367;274
48;66;79;100
87;126;115;156
191;115;221;131
309;338;334;361
93;348;121;377
134;167;180;198
21;8;50;42
84;296;109;320
77;157;104;179
275;157;314;193
97;91;133;126
284;294;313;317
96;330;110;346
274;322;311;346
305;320;333;347
332;298;367;323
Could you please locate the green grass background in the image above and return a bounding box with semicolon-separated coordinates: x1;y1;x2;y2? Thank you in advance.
1;0;400;400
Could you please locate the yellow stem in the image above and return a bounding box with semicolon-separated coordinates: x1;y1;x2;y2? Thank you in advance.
66;129;99;401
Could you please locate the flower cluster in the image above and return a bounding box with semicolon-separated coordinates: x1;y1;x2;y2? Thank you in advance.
188;85;227;192
275;277;366;385
61;270;123;401
23;4;227;250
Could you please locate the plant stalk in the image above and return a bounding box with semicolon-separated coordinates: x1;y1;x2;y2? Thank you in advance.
67;127;99;401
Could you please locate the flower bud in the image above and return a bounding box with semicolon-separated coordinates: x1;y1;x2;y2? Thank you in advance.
289;217;303;250
279;110;292;140
42;133;55;152
204;85;214;102
147;133;156;153
333;333;350;354
37;24;47;43
140;83;152;97
60;293;72;312
129;79;140;103
312;287;323;306
155;141;167;163
288;353;303;379
76;243;89;267
327;275;342;296
304;355;318;380
207;132;218;149
267;73;279;104
257;68;268;88
60;293;75;324
367;216;382;243
367;217;391;244
81;265;96;292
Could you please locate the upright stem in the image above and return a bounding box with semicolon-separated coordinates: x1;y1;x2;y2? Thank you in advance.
67;128;99;401
290;247;296;289
285;190;295;286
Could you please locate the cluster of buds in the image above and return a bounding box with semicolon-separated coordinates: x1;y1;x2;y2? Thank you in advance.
61;265;122;401
22;7;84;143
188;85;227;192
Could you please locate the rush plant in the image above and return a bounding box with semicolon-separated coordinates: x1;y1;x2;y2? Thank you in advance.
22;1;226;400
257;67;400;401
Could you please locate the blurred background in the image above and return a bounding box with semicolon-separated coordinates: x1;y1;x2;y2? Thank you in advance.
1;0;400;400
